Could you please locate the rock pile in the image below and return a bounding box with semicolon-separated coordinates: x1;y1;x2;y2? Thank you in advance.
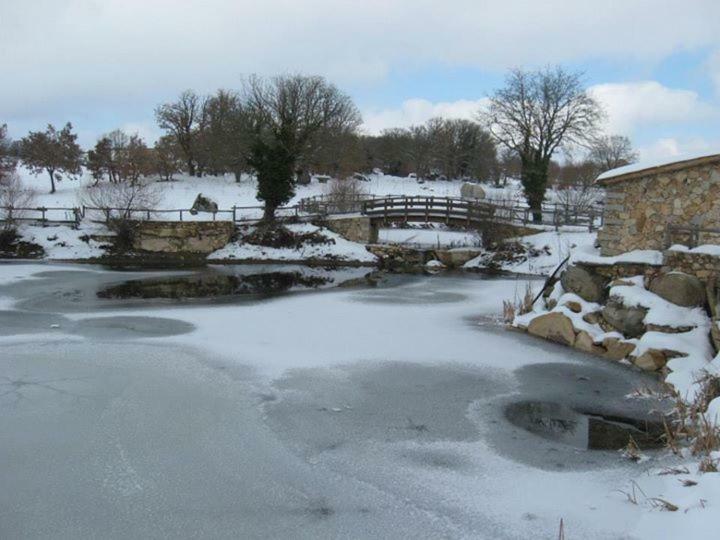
516;262;716;373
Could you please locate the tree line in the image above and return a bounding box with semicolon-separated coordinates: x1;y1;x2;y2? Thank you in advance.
1;67;638;221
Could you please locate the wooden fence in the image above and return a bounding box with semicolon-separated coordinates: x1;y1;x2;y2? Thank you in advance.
0;206;81;226
1;197;602;232
665;224;720;249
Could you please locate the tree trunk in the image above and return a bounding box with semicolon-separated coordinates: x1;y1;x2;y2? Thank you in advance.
47;168;56;194
187;159;195;177
520;157;550;223
263;202;277;222
234;170;242;183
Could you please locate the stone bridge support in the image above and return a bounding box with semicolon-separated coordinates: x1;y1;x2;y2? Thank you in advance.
325;216;378;244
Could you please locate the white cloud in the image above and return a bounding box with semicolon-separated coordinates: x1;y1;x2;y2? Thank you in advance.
589;81;718;135
362;98;489;134
2;0;720;119
636;136;720;163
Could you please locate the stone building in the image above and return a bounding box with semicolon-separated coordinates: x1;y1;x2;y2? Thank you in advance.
596;153;720;256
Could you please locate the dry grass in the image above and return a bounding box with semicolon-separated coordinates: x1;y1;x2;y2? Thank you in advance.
502;281;535;324
660;373;720;472
622;436;642;462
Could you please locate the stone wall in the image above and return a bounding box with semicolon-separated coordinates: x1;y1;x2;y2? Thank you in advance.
663;249;720;282
133;221;235;254
325;216;378;244
598;162;720;255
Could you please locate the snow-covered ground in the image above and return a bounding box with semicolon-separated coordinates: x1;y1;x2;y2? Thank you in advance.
464;227;597;276
13;165;595;213
0;263;704;539
13;167;471;212
209;223;378;263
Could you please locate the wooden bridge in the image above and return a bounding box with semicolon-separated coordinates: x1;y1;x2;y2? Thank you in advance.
360;196;495;227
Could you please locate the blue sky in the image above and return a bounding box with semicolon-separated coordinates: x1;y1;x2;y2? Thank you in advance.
2;0;720;162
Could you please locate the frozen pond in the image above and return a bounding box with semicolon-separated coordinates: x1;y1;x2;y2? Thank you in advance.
0;262;670;539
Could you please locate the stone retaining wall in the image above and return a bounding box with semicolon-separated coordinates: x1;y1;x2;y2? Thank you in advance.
663;250;720;282
133;221;235;254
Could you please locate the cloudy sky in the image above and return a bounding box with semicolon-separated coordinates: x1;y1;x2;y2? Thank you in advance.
2;0;720;161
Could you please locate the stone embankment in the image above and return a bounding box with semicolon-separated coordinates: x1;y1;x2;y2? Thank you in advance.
516;248;719;375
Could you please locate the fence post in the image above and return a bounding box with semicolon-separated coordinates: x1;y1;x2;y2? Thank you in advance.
588;208;595;232
41;207;47;227
179;210;183;222
232;206;237;222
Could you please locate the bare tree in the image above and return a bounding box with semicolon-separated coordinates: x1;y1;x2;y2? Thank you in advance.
80;180;160;221
20;123;82;194
482;67;603;221
325;178;368;212
589;134;638;172
0;124;16;183
152;135;184;181
155;90;206;176
198;89;250;180
0;172;36;227
87;130;153;184
243;74;362;220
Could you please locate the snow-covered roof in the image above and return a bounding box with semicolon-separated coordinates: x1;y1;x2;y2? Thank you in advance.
596;150;720;185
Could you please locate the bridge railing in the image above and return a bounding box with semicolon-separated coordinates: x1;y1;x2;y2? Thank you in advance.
298;194;381;215
361;196;495;225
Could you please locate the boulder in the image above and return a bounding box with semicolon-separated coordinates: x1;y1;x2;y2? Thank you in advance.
460;182;486;200
575;331;605;355
582;311;602;325
527;312;576;346
190;193;219;215
436;248;482;268
712;321;720;354
601;297;647;338
563;300;582;313
632;349;668;372
602;337;636;360
649;272;706;308
560;265;609;303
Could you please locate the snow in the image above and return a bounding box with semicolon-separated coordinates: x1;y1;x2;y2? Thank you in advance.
14;166;469;212
208;223;377;263
378;226;481;248
571;247;664;266
597;149;720;181
669;244;720;257
464;229;597;276
608;280;710;330
17;222;108;260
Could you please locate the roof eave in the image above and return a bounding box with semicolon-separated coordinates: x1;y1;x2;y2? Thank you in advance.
595;154;720;186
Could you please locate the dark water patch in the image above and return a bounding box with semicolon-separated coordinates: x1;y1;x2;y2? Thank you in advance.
0;311;67;336
97;271;333;300
263;362;514;458
399;448;472;471
505;400;665;450
69;316;195;339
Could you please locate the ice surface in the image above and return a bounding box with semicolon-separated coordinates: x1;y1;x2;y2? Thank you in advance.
0;263;699;538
